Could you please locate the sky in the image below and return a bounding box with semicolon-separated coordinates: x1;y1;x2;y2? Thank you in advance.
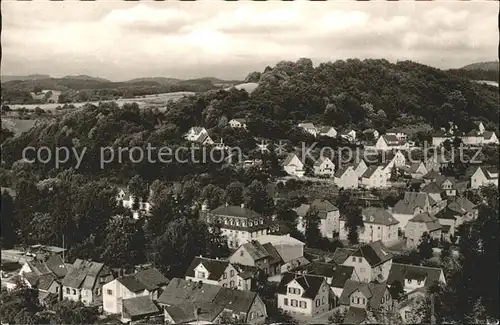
2;0;498;81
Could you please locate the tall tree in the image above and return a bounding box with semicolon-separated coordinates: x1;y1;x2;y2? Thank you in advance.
417;232;434;261
200;184;225;210
243;180;274;216
304;208;322;248
0;190;16;248
344;206;363;245
225;181;245;205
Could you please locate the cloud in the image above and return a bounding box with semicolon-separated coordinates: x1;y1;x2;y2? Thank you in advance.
1;1;497;80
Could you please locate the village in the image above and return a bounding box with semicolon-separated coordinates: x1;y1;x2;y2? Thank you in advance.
1;116;498;325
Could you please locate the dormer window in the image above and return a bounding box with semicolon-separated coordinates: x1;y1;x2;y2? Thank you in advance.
197;271;206;279
249;221;253;227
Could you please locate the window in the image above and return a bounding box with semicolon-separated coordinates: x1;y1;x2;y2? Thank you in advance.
316;299;320;307
382;297;385;304
351;297;355;303
250;312;255;320
56;287;59;292
322;286;326;292
223;283;228;288
358;257;362;262
417;280;421;285
291;299;298;307
197;271;206;278
284;298;289;306
360;268;366;273
300;301;307;308
72;289;76;295
322;297;326;305
356;298;360;304
106;289;113;296
238;280;242;286
66;288;70;294
240;250;244;257
352;257;356;262
362;298;365;304
230;270;235;277
230;280;235;288
223;272;227;279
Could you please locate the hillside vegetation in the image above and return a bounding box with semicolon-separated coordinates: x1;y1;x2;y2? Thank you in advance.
2;58;499;182
461;61;499;71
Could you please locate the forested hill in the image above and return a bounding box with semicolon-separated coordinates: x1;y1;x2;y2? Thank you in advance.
449;61;499;83
2;58;499;181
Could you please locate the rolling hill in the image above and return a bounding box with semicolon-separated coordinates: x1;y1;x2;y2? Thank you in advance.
461;61;499;71
1;74;51;82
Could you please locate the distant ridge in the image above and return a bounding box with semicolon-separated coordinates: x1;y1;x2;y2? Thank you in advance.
1;74;51;82
124;77;182;86
461;61;499;72
62;75;111;82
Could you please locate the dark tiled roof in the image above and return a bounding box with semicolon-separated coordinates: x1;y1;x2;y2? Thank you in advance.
212;287;257;314
334;165;353;178
351;241;393;267
165;304;223;323
282;153;302;167
332;248;357;264
262;243;284;265
422;170;441;180
382;134;401;145
210;205;262;219
45;255;68;279
294;262;355;288
447;197;476;214
339;280;388;309
133;268;169;291
62;259;106;289
409;213;442;232
361;207;399;226
435;208;457;220
122;296;160;318
158;278;221;306
387;263;444;288
421;182;443;195
233;264;259;279
277;272;325;299
185;257;230;281
393;192;429;215
118;275;147;293
241;241;271;261
310;199;339;218
361;165;379;178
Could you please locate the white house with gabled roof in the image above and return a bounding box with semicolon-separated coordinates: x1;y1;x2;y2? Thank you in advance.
334;165;358;189
282;153;305;178
313;157;335;177
470;166;498;189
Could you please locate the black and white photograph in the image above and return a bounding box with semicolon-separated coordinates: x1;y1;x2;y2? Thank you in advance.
1;1;499;324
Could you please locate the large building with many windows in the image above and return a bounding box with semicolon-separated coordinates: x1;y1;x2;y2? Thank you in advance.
204;204;271;249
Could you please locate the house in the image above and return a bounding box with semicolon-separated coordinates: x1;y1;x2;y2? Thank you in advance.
435;175;457;196
102;268;168;315
313;157;335;177
482;131;499;144
473;121;486;134
184;257;251;291
401;162;428;179
470;166;499;189
62;259;114;306
331;248;357;265
435;197;478;239
334;165;358;189
341;130;357;142
375;135;408;151
385;150;407;169
392;192;432;232
405;213;442;249
205;204;270;249
22;272;62;305
353;159;368;178
420;182;444;204
422;170;442;183
425;153;452;172
294;199;340;238
277;272;331;317
184;127;207;141
293;262;359;300
229;240;283;277
387;263;446;294
120;296;161;324
229;118;247;129
339;280;392;324
340;208;399;246
253;235;308;272
342;241;393;283
298;123;318;137
159;278;267;324
117;188;152;218
282;153;305;178
360;165;388;189
19;254;68;280
318;126;337;138
386;130;408;141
